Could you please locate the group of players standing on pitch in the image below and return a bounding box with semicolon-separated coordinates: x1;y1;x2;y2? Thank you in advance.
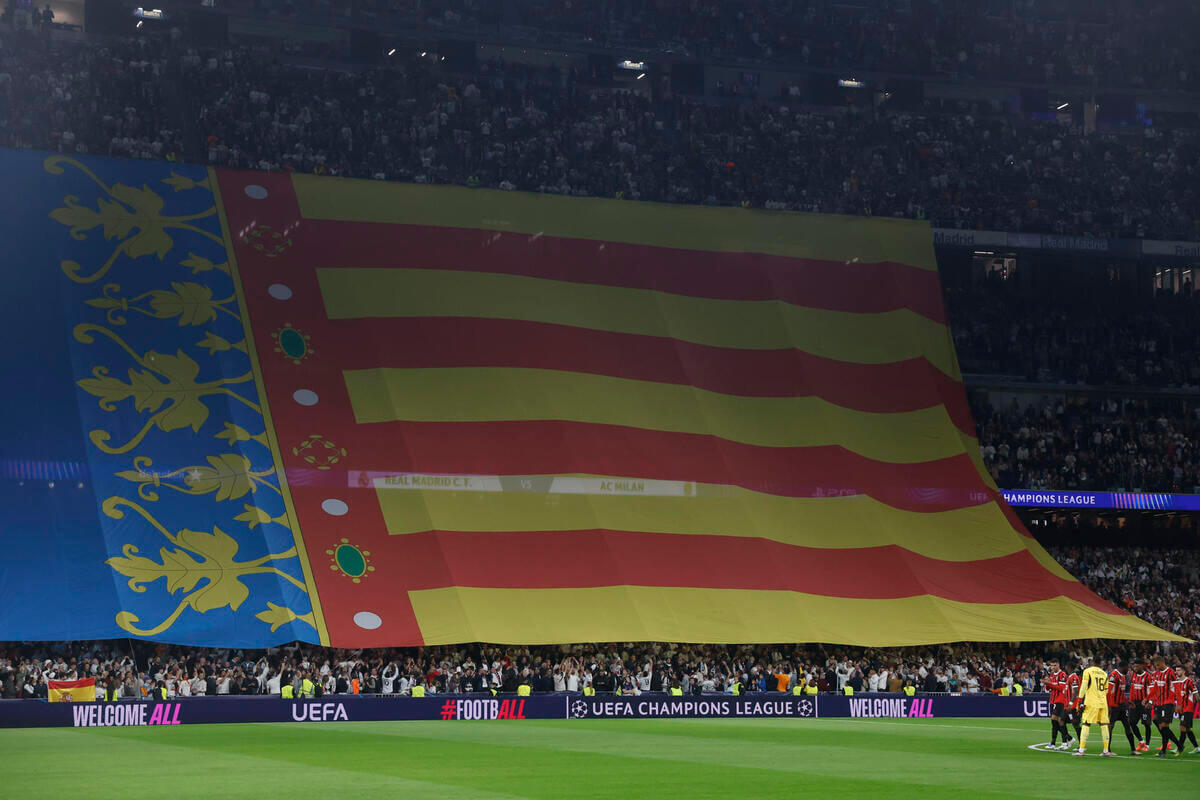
1042;655;1198;758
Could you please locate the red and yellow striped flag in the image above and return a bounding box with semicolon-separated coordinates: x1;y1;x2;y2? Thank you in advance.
48;678;95;702
213;171;1179;647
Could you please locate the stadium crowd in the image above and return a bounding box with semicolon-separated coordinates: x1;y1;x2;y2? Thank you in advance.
0;27;185;160
950;282;1200;493
191;49;1200;240
3;27;1200;240
1048;546;1200;643
949;288;1200;387
192;0;1200;91
2;548;1195;700
972;394;1200;493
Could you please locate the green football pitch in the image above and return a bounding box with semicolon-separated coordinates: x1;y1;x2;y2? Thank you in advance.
3;717;1196;798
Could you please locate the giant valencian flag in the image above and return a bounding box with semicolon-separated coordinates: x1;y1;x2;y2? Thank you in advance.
0;149;1180;647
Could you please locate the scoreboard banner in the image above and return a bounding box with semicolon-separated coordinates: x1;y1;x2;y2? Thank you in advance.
0;693;1053;729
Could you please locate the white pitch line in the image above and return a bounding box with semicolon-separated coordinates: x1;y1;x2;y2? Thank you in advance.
1027;742;1200;764
831;718;1037;732
839;719;1200;762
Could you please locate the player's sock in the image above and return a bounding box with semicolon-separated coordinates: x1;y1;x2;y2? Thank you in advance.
1121;722;1137;751
1050;720;1060;745
1072;720;1081;740
1142;722;1152;743
1101;724;1110;753
1185;729;1198;747
1078;724;1090;751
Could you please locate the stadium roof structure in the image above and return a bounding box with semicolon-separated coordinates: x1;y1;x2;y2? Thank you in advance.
0;148;1182;647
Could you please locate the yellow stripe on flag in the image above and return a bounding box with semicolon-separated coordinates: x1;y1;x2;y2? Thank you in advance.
48;684;95;703
374;476;1026;563
344;367;971;463
409;586;1184;646
294;175;938;270
317;268;959;378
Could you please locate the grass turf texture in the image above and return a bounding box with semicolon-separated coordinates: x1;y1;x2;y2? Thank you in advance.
3;717;1196;798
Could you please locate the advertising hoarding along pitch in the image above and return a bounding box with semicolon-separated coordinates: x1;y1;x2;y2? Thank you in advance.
0;693;1053;729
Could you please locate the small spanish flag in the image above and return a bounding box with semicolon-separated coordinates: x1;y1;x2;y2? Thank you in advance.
48;678;96;702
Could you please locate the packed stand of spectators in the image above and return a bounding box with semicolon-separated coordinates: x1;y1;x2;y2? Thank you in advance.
1047;546;1200;644
190;48;1200;240
973;394;1200;493
1;637;1189;702
0;28;185;159
950;287;1200;386
3;24;1200;239
3;548;1195;700
201;0;1200;92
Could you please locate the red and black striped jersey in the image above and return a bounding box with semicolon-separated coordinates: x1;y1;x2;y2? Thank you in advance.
1045;669;1070;704
1107;669;1127;706
1129;671;1148;702
1171;677;1196;713
1066;673;1082;707
1149;667;1177;705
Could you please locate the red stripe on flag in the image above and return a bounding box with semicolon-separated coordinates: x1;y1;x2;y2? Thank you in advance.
323;317;976;434
392;530;1124;614
300;219;949;323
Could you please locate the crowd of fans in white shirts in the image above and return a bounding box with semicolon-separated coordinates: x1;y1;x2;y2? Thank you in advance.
973;394;1200;493
1048;546;1200;644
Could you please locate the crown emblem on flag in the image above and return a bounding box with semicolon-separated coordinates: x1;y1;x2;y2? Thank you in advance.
241;224;292;257
292;434;346;470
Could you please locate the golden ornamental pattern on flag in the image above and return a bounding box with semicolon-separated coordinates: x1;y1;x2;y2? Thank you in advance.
8;151;316;648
